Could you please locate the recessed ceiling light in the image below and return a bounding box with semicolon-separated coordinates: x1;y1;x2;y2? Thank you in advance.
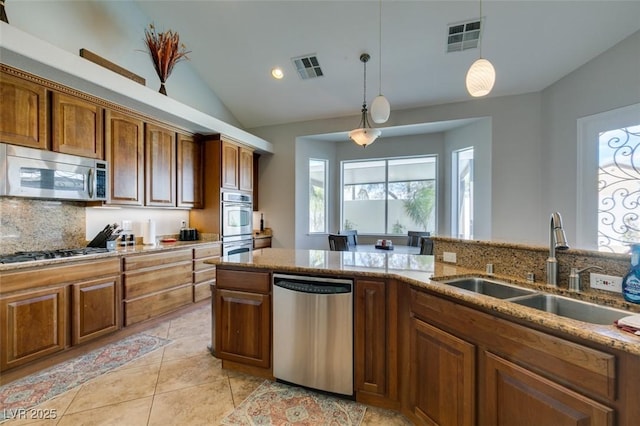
271;67;284;79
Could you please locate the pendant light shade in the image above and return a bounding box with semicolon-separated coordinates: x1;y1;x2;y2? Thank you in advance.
349;127;382;147
465;58;496;97
371;95;390;124
349;53;381;148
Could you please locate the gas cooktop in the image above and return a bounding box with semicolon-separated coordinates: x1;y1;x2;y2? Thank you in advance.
0;247;109;264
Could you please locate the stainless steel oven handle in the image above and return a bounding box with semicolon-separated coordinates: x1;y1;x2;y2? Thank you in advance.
87;168;94;198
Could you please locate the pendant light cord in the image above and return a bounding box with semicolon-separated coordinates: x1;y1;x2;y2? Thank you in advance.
479;0;483;58
378;0;382;95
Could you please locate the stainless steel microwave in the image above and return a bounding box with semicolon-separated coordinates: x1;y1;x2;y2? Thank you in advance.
0;143;108;202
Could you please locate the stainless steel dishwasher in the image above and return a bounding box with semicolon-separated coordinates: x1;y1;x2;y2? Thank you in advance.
272;273;354;396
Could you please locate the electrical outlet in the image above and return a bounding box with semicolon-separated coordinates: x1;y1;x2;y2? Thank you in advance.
180;220;187;228
590;273;623;292
443;251;457;263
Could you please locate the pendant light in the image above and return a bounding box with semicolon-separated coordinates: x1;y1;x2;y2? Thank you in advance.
349;53;381;148
370;0;390;123
465;0;495;97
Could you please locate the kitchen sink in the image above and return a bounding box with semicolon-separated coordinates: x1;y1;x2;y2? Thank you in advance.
439;277;537;299
511;294;630;325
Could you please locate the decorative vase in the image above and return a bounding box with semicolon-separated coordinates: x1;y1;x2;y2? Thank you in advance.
159;82;167;95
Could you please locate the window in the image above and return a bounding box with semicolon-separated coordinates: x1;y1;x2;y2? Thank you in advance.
452;147;474;239
309;159;327;233
577;103;640;252
342;156;436;234
598;125;640;253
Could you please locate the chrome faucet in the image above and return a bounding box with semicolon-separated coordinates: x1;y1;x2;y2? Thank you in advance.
546;212;569;286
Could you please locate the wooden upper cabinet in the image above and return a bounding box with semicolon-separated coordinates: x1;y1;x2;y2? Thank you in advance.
0;71;48;149
221;138;254;192
177;133;204;208
105;110;144;205
52;92;103;159
145;123;176;207
239;146;254;192
221;139;239;190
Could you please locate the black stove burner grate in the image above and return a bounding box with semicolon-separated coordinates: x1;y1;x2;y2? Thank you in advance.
0;247;109;264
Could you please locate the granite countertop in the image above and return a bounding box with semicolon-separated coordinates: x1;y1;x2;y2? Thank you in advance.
215;248;640;356
0;239;221;272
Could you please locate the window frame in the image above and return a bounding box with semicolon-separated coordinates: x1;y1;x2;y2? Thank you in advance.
577;103;640;251
308;158;328;234
452;147;474;240
340;155;438;236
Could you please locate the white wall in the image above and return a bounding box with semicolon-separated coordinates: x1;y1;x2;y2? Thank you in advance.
6;0;241;127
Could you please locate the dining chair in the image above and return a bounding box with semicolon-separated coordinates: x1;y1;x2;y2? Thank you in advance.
407;231;430;247
328;234;350;251
339;230;358;246
419;236;434;255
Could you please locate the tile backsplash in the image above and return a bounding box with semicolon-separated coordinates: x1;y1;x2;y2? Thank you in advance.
0;197;86;254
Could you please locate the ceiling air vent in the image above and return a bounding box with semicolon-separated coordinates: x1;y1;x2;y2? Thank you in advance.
447;19;481;53
292;54;324;80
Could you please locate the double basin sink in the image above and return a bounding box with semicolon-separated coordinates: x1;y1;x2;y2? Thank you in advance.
438;277;630;325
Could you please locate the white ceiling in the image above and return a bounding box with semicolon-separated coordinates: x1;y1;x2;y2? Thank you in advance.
133;1;640;130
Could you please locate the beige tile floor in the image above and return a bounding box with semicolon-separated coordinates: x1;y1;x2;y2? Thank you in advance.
2;304;412;425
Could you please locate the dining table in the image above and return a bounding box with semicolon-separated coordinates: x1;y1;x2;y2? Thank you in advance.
352;244;421;255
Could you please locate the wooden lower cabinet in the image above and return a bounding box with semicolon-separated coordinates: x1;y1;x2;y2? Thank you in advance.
483;351;614;426
123;249;193;326
0;286;67;371
409;317;476;426
215;268;270;369
71;276;120;345
355;279;387;397
193;244;220;302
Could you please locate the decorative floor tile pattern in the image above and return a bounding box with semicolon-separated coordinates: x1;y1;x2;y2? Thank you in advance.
222;380;367;426
0;334;171;421
0;304;411;425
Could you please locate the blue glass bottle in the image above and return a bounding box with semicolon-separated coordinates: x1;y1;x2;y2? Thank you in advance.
622;244;640;304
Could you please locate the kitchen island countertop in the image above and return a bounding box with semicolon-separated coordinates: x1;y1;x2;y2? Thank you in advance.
213;248;640;356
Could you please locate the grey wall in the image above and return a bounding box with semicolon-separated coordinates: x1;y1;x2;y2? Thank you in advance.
444;119;492;241
7;0;241;127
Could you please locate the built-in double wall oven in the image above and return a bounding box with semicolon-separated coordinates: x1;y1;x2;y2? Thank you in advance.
221;191;253;256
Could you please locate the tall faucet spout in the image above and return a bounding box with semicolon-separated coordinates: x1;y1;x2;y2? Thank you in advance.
547;212;569;286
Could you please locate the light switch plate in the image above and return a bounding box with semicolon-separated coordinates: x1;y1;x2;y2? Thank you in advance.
590;272;623;293
443;251;457;263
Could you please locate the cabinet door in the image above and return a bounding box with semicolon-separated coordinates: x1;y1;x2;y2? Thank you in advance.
239;146;254;192
52;92;103;159
483;352;613;426
71;276;120;345
0;286;67;371
177;133;204;208
0;71;48;149
221;140;239;190
145;123;176;206
216;288;270;368
105;110;144;205
355;279;386;396
410;317;476;426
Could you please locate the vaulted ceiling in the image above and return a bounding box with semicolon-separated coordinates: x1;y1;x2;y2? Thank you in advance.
134;1;640;129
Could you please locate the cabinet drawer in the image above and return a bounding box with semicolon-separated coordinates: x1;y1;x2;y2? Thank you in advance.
216;269;270;294
194;245;221;258
194;281;213;302
410;288;616;401
253;238;271;249
123;249;191;271
1;257;120;294
194;268;216;284
123;261;192;299
124;284;193;326
194;258;217;272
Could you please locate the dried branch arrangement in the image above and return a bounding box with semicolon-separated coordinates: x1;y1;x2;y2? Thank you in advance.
143;23;191;95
